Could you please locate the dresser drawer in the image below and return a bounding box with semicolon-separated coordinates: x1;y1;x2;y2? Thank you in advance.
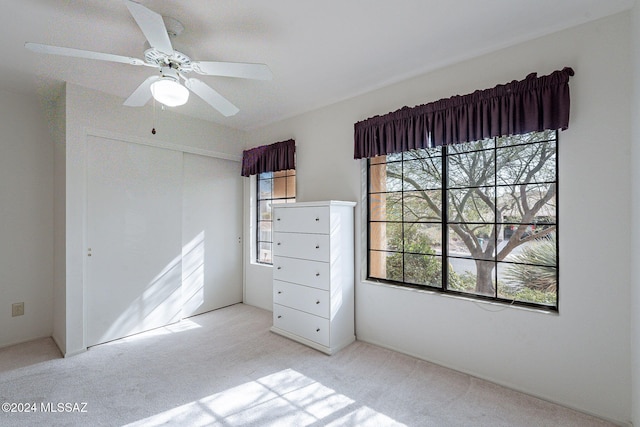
273;206;329;234
273;280;329;318
273;256;330;290
273;304;330;347
273;232;330;262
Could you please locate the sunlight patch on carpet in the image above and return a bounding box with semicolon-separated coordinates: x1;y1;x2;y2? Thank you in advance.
125;368;406;426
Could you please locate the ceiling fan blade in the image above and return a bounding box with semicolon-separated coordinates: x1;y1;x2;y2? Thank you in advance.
192;61;273;80
124;0;174;55
124;75;160;106
185;78;239;117
25;42;149;66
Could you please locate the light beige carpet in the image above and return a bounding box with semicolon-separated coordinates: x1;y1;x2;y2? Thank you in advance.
0;303;615;426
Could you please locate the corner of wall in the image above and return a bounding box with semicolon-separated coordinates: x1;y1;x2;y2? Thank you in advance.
52;85;67;355
625;3;640;425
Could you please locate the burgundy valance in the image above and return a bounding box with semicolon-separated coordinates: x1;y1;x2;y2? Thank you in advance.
241;139;295;177
354;67;574;159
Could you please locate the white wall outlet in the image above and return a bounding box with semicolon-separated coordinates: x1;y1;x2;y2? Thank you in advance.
12;302;24;317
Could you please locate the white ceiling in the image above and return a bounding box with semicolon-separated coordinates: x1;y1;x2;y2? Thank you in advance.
1;0;634;131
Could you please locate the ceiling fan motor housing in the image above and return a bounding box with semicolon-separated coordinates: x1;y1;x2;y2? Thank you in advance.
144;45;192;72
159;66;179;81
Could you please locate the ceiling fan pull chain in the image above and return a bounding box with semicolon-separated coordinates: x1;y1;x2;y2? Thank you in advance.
151;98;157;135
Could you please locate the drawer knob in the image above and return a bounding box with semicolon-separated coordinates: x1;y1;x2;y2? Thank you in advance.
315;244;320;249
316;300;320;304
316;328;320;332
315;272;320;277
277;291;282;294
277;242;281;246
277;315;282;319
315;217;319;222
277;218;281;221
277;266;282;270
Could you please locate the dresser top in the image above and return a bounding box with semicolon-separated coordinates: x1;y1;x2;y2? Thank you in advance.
273;200;356;208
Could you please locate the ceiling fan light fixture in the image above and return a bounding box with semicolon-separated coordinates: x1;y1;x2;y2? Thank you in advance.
150;77;189;107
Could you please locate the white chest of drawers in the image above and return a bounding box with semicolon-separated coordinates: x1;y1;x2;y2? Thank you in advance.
270;200;356;355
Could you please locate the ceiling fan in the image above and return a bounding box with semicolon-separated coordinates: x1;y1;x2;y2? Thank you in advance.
25;0;272;117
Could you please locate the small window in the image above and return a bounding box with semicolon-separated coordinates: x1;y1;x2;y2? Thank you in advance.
256;169;296;264
367;130;558;310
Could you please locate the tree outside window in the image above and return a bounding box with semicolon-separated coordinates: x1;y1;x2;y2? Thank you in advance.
368;130;558;309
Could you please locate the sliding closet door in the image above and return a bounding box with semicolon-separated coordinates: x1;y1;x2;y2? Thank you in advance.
86;136;183;346
182;153;243;317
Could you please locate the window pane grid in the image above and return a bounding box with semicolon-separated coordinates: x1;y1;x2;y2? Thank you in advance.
367;131;558;310
256;169;295;264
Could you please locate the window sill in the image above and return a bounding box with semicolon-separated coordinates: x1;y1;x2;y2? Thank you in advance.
360;279;558;315
250;260;273;268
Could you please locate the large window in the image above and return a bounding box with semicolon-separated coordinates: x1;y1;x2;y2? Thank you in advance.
257;169;296;264
368;130;558;310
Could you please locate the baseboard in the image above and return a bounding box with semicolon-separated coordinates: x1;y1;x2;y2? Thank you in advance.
63;347;87;358
355;336;631;427
0;335;53;351
51;334;65;356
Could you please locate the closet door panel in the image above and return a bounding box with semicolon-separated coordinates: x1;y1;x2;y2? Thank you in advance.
182;153;243;317
86;136;183;346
